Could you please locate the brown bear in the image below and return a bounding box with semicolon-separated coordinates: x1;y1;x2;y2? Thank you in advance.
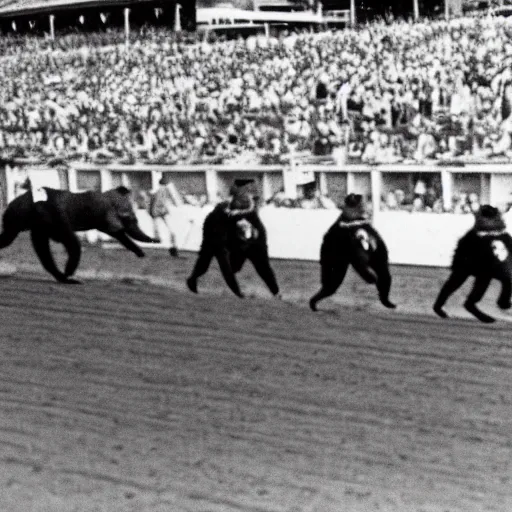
186;179;279;298
433;204;512;323
0;184;157;284
309;193;396;312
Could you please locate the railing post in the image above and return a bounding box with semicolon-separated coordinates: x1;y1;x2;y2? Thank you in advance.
441;169;453;212
67;166;78;193
480;172;491;205
151;170;161;192
4;164;16;204
318;171;328;196
371;169;381;218
100;168;112;192
261;172;272;202
346;171;355;194
205;169;218;203
283;160;297;199
121;172;130;188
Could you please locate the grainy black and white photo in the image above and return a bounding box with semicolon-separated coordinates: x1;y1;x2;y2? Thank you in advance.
1;0;512;510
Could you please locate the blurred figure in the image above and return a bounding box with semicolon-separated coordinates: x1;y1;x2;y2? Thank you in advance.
134;189;154;238
385;191;398;210
150;176;179;257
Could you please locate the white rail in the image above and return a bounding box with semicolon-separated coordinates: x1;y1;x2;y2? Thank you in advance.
3;160;512;267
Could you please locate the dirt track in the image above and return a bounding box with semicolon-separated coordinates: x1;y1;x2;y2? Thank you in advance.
1;236;512;511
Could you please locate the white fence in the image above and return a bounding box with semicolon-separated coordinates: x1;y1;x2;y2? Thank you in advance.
4;161;512;268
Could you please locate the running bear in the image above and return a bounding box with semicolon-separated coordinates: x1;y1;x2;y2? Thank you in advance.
433;204;512;323
309;193;396;312
186;180;280;298
0;184;157;284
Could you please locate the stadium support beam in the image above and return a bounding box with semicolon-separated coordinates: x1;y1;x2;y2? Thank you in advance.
350;0;356;26
413;0;419;20
370;170;381;219
445;0;454;19
175;3;182;31
124;8;130;44
49;14;55;40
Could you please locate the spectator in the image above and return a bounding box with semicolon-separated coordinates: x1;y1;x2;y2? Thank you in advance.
150;176;180;257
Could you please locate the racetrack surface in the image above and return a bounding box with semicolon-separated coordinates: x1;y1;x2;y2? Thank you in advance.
0;234;512;511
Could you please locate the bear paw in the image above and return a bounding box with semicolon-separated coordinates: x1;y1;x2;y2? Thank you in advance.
464;302;496;324
381;299;397;309
62;278;82;285
186;277;198;294
433;305;448;319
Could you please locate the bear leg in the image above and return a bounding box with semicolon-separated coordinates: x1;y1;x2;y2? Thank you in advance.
351;259;378;285
309;262;349;312
230;250;247;274
216;248;244;298
374;263;396;309
62;232;82;278
464;275;494;323
0;206;23;250
107;230;145;258
187;244;215;294
0;225;20;250
248;247;279;297
433;269;469;319
30;229;80;284
496;272;512;310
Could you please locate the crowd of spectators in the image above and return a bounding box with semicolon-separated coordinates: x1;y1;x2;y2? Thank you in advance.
3;15;512;168
0;29;127;58
383;186;481;213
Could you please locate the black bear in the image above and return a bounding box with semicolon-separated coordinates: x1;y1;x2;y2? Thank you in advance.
0;183;158;284
309;193;396;312
186;179;280;298
433;204;512;323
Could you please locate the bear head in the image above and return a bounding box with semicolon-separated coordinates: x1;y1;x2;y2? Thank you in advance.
105;186;156;243
341;193;367;221
474;204;506;232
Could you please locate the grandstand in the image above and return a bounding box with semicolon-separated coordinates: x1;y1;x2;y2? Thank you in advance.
1;0;512;218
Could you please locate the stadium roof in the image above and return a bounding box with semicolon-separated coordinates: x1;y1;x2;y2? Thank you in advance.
0;0;159;17
0;0;324;23
0;0;336;23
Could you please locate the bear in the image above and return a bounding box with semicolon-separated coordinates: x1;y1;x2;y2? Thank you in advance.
433;204;512;323
309;193;396;312
186;180;279;298
0;184;158;284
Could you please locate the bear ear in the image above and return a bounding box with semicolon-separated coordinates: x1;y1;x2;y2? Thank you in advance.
116;186;131;196
344;193;361;207
479;204;497;218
